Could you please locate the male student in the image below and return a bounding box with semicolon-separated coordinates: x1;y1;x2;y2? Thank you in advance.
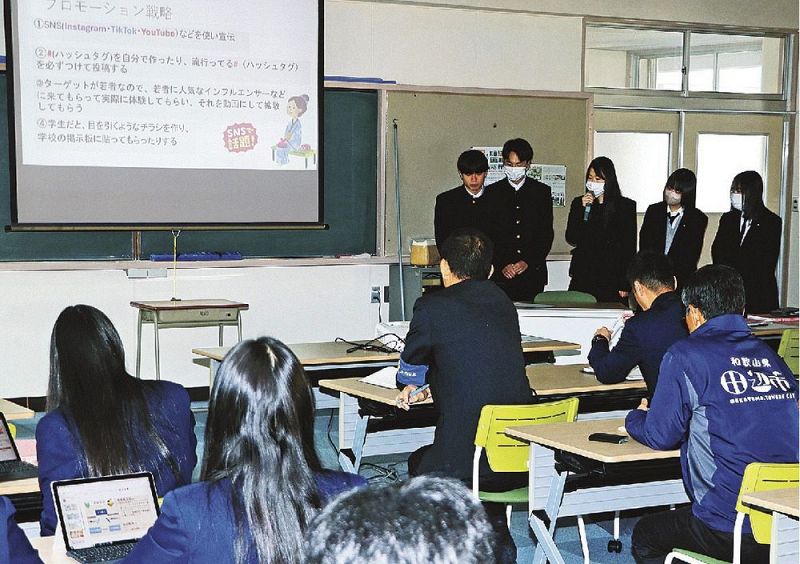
626;264;799;563
588;251;687;398
395;228;530;564
487;138;554;301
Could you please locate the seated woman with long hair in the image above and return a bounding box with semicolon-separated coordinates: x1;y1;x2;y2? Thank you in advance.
123;337;367;563
36;305;197;535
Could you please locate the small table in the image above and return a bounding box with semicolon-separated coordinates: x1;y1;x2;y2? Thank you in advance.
741;488;799;563
132;299;249;380
0;398;34;420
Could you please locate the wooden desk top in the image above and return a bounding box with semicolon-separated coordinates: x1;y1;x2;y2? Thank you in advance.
318;378;429;407
0;398;35;420
194;338;580;365
528;364;645;396
749;321;799;337
742;488;800;518
505;418;680;463
131;299;249;311
0;477;39;496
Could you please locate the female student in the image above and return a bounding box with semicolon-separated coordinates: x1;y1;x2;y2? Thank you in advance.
36;305;197;536
124;337;366;563
566;156;637;303
712;170;782;314
639;168;708;289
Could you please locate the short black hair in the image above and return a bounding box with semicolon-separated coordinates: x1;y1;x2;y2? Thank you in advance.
502;138;534;162
665;168;697;209
681;264;745;320
626;251;675;291
457;149;489;174
304;476;495;564
440;228;493;280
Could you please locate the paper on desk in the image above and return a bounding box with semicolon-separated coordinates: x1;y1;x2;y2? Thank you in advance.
361;366;398;389
521;334;550;343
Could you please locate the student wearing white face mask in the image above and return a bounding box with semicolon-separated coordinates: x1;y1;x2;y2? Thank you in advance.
711;170;782;314
639;168;708;290
486;138;554;301
565;156;637;303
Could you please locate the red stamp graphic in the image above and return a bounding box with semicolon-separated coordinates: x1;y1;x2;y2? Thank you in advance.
223;123;258;153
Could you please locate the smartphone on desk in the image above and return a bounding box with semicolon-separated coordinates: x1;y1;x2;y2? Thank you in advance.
588;432;628;444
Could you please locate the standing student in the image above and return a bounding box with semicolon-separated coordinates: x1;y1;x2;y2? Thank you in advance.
124;337;366;564
639;168;708;290
36;305;197;536
488;138;554;301
711;170;782;314
565;156;637;303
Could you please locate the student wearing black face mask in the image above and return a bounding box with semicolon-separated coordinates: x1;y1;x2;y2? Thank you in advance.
639;168;708;290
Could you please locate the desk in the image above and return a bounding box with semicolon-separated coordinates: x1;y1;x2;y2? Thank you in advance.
750;321;799;338
0;477;38;496
0;398;34;420
741;488;799;563
506;418;687;564
132;299;249;380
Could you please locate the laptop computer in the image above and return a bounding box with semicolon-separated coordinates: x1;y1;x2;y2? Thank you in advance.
0;412;38;481
52;472;160;563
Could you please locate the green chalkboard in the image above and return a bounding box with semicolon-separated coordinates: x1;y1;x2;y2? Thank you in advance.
0;84;378;260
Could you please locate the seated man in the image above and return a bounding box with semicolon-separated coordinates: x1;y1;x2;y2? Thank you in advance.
588;251;688;398
626;264;799;564
303;476;495;564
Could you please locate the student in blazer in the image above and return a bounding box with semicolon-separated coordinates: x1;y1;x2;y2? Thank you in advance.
639;168;708;290
711;170;782;314
1;496;42;563
36;305;196;536
124;337;366;564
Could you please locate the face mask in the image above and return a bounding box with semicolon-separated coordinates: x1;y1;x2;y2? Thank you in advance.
504;166;527;182
731;193;743;211
585;180;605;196
663;189;681;207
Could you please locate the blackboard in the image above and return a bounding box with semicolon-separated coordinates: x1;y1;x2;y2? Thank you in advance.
0;83;378;260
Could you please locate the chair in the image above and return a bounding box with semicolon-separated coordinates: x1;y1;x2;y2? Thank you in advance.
533;290;597;305
7;422;15;439
778;328;798;376
471;399;579;546
665;462;800;564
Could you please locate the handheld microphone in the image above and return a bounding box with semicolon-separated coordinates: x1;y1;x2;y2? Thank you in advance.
583;202;591;222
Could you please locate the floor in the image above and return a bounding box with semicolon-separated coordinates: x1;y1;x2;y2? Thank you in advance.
14;404;650;563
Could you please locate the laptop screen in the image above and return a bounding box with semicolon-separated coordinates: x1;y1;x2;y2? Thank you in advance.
0;414;20;462
53;473;160;551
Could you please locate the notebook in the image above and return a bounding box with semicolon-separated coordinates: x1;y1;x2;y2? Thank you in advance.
0;412;38;481
52;472;160;563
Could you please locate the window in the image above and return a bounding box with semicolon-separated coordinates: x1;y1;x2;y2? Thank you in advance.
695;134;768;212
689;34;784;94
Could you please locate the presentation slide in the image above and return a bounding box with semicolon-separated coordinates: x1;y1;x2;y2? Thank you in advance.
8;0;322;226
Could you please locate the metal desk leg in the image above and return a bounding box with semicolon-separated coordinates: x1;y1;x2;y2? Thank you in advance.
153;317;161;381
530;445;568;564
218;324;224;347
237;316;243;342
135;311;143;378
208;359;220;389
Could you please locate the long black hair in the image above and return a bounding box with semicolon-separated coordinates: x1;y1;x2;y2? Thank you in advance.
665;168;698;210
731;170;767;221
586;156;623;226
47;305;180;481
201;337;322;564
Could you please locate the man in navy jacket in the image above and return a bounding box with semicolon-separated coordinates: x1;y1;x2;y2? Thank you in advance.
626;265;799;563
588;251;688;398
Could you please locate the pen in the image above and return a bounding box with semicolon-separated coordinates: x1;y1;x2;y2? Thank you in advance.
408;383;430;400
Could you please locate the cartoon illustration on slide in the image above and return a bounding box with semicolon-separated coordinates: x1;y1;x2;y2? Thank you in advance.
273;94;316;167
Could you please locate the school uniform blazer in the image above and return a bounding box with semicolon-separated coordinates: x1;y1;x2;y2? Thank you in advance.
588;292;688;398
639;203;708;289
122;470;367;563
1;496;42;564
36;380;197;536
711;208;782;314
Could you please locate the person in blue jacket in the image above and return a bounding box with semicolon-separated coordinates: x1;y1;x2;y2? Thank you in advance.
626;265;799;563
123;337;366;564
0;496;42;563
36;305;197;536
588;250;688;398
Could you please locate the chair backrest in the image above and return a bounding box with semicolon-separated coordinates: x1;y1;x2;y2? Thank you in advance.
736;462;800;544
474;398;579;473
7;422;15;440
533;290;597;305
777;328;799;376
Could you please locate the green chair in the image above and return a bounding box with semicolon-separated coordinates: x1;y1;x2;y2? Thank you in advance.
778;328;799;376
533;290;597;305
665;462;800;564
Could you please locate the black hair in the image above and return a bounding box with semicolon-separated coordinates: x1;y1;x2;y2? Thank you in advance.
665;168;698;210
626;250;675;291
303;476;495;564
501;138;534;162
439;228;493;280
456;149;489;175
288;94;309;116
47;305;180;482
731;170;766;221
681;264;745;320
201;337;322;564
586;156;623;227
